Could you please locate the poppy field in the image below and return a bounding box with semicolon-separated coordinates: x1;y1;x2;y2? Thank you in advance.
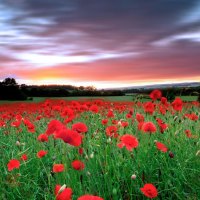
0;90;200;200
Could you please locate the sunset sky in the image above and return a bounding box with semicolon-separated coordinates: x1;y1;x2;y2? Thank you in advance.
0;0;200;89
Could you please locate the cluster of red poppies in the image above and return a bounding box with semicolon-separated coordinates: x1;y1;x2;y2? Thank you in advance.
1;89;199;199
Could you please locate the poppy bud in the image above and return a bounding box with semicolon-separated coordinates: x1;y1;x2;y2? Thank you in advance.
196;150;200;156
169;151;174;158
86;171;91;176
131;174;136;180
112;188;117;195
90;152;94;158
57;184;66;194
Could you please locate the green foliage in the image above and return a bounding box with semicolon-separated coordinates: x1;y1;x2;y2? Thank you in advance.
0;99;200;199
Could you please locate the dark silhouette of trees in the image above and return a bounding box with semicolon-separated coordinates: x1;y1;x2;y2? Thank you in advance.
0;77;199;101
2;77;17;86
0;78;27;100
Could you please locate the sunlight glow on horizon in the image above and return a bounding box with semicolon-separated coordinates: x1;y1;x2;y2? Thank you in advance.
7;77;200;89
1;1;200;88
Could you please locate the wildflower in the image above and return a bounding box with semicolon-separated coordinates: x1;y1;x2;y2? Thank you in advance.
140;183;158;199
185;130;193;138
102;119;108;125
156;119;168;133
7;159;20;171
53;164;65;173
21;154;28;161
11;120;21;128
55;184;72;200
45;120;65;136
106;126;118;138
117;134;139;151
142;122;157;133
136;113;144;122
37;150;48;158
150;89;162;101
155;142;168;152
37;133;48;142
144;102;155;115
185;113;198;121
72;122;88;134
89;105;99;113
172;98;183;111
107;110;114;118
58;129;82;147
71;160;85;171
78;148;84;155
78;195;104;200
161;97;168;106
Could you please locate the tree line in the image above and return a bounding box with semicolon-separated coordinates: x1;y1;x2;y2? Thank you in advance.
0;78;124;100
0;78;200;101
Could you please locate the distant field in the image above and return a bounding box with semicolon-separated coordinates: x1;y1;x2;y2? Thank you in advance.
0;95;198;104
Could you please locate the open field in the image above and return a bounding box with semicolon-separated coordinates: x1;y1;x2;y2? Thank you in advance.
0;91;199;199
0;95;198;104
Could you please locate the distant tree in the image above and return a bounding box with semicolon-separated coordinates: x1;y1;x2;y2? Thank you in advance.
198;93;200;102
2;77;17;86
162;88;176;102
0;78;27;100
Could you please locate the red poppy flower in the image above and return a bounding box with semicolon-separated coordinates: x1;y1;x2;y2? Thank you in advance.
107;110;114;118
37;150;48;158
37;133;48;142
161;97;169;106
155;142;168;152
121;121;129;128
78;148;84;155
7;159;20;171
105;126;118;138
126;113;132;118
53;164;65;173
136;113;144;123
150;89;162;101
89;105;99;113
142;122;157;133
144;102;155;115
156;118;168;133
185;113;198;121
102;119;108;125
55;184;73;200
117;134;139;151
78;195;104;200
72;122;88;133
23;119;35;133
140;183;158;199
21;154;28;161
46;120;65;136
71;160;85;171
57;129;82;147
138;121;144;131
172;98;183;111
185;130;193;138
0;120;6;127
11;120;21;128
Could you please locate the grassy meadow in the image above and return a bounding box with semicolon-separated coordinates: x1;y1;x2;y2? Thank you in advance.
0;91;199;199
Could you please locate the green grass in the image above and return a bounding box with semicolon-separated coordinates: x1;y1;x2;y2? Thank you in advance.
176;96;198;102
0;98;200;199
0;95;198;104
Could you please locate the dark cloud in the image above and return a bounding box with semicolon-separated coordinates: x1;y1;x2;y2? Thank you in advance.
0;0;200;86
